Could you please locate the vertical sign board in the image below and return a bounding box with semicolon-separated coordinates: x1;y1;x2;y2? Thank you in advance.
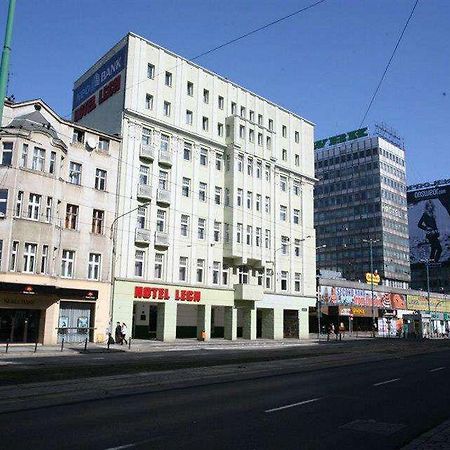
72;44;128;121
407;181;450;265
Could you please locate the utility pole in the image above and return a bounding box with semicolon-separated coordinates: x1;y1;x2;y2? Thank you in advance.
363;238;379;338
426;259;431;337
0;0;17;123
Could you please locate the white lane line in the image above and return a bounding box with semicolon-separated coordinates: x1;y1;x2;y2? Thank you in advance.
265;397;321;413
429;367;445;372
373;378;400;387
104;444;136;450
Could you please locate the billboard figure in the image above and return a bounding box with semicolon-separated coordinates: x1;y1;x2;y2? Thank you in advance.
418;200;442;262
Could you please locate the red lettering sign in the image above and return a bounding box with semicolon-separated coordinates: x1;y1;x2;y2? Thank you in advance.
74;95;97;121
134;286;201;302
98;74;121;104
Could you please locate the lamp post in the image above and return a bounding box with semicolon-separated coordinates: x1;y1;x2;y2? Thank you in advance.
315;244;326;340
363;238;380;338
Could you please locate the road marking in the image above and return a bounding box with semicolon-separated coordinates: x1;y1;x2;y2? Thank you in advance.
92;357;105;360
104;444;136;450
429;367;445;372
373;378;400;386
265;398;321;413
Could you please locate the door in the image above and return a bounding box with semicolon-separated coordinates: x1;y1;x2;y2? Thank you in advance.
0;309;41;343
58;302;94;343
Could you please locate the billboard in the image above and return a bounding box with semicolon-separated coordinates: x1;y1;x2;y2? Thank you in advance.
407;180;450;265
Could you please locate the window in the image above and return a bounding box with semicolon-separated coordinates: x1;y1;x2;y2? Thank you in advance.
95;168;107;191
257;269;263;286
147;63;155;79
238;266;248;284
293;209;300;225
249;129;254;142
92;209;104;234
280;176;287;192
49;151;56;174
163;101;171;116
187;81;194;96
265;164;271;182
215;153;222;170
20;143;28;168
186;110;193;125
215;186;222;205
256;161;262;178
295;154;300;166
10;241;19;271
28;194;41;220
294;239;300;257
246;225;252;245
199;182;207;202
158;170;168;190
239;125;245;139
258;114;263;126
249;110;255;122
256;227;261;247
281;236;289;255
141;128;152;146
182;177;190;197
281;271;288;291
240;106;246;118
139;165;149;185
222;265;229;285
237;154;243;172
183;142;192;161
165;71;172;87
134;250;144;277
268;119;273;131
224;223;230;242
202;116;209;131
237;188;243;207
293;182;300;196
196;259;204;283
156;209;166;232
198;218;205;239
214;221;221;242
137;206;146;229
212;261;220;285
257;133;263;146
217;123;224;136
247;158;253;176
256;194;261;212
294;273;301;292
99;137;110;151
282;149;287;161
280;205;287;222
265;229;271;249
1;142;12;166
265;196;271;213
15;191;23;217
88;253;101;280
45;197;52;223
40;245;49;274
265;268;273;289
61;250;75;278
218;96;224;109
200;148;208;166
282;125;287;138
179;256;188;281
69;161;82;185
295;131;300;143
65;204;78;229
203;89;209;104
72;129;85;144
23;243;37;273
144;93;154;110
266;136;272;149
160;133;170;152
32;147;45;171
247;191;252;209
154;253;163;279
236;223;243;243
180;214;189;237
231;102;237;115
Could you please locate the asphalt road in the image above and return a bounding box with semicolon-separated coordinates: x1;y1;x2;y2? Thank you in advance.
0;349;448;450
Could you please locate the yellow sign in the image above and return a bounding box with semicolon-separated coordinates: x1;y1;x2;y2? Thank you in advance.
365;272;380;285
406;295;450;313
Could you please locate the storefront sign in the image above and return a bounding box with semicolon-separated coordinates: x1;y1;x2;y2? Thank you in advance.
1;298;34;305
407;295;450;313
314;127;368;150
134;286;201;303
365;272;380;285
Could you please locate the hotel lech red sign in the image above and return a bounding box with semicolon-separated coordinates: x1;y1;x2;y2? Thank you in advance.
134;286;201;303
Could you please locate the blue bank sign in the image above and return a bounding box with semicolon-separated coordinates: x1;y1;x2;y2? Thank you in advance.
72;45;128;110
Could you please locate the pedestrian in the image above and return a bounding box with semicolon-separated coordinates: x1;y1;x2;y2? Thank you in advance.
115;321;122;345
327;324;332;341
121;322;128;345
339;322;345;341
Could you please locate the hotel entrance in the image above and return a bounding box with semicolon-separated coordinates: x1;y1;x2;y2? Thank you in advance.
0;309;41;343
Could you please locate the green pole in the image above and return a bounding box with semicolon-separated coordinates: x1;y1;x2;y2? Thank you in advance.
0;0;17;124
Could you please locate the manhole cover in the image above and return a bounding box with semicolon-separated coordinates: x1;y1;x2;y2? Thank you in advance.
341;419;406;435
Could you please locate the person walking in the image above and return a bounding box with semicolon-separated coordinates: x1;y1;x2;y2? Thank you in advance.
114;322;122;345
121;323;128;345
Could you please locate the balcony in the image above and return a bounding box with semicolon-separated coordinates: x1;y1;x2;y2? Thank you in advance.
154;230;169;247
156;188;171;205
135;228;152;245
159;149;172;166
140;144;155;160
137;183;152;201
233;283;264;301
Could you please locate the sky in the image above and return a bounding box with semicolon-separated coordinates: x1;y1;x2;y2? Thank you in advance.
1;0;449;185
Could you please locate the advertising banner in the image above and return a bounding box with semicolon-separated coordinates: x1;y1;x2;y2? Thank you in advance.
406;295;450;313
320;286;407;309
407;182;450;265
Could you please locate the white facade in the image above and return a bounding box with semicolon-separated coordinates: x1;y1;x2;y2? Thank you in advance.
72;33;316;340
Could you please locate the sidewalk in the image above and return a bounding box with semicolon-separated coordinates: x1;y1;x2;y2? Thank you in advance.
402;419;450;449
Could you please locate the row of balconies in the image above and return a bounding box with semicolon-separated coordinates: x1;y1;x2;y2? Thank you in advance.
140;144;172;166
135;228;169;248
137;185;171;205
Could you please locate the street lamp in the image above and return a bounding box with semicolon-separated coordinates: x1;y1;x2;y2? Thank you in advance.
316;244;327;340
419;258;432;337
363;238;380;338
